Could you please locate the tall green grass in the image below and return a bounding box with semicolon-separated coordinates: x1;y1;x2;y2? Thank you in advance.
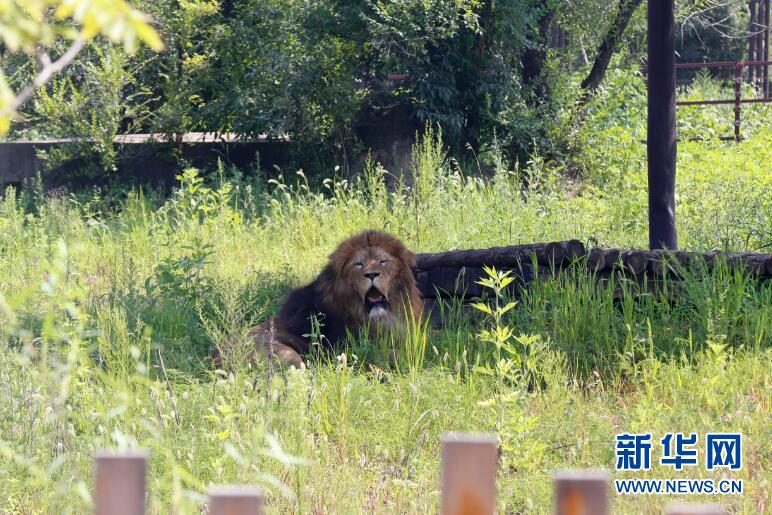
0;121;769;512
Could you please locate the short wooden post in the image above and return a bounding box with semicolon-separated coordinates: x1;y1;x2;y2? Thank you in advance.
553;470;609;515
441;432;498;515
94;451;148;515
208;487;265;515
666;502;726;514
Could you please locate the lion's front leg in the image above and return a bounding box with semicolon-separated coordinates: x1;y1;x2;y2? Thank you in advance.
250;321;306;368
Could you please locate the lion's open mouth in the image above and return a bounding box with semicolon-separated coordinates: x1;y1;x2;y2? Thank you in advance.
364;286;389;317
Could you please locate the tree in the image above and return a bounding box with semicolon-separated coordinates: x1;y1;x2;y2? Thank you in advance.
0;0;163;135
580;0;645;99
521;0;559;99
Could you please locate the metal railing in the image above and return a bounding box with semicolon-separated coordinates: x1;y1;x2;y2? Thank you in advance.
663;60;772;141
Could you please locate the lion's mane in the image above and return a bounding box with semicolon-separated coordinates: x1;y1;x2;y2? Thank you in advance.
251;230;423;365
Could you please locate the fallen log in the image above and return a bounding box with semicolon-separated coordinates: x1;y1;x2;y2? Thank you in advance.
413;242;771;299
415;240;586;269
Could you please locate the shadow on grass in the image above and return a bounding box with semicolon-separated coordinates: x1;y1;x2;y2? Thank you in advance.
98;268;297;376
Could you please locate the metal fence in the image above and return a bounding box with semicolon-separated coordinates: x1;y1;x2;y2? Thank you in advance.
674;60;772;141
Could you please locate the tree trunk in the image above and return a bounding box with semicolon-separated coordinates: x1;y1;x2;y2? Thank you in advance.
521;2;557;99
580;0;644;98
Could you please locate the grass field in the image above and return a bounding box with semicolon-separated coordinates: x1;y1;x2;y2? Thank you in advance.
0;89;770;512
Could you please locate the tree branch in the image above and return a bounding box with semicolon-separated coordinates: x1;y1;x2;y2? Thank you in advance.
1;39;85;118
579;0;643;100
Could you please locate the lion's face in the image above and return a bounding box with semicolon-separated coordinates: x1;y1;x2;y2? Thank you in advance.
324;231;422;327
344;246;402;320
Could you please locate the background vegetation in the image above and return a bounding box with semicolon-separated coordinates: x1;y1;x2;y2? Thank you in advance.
2;0;764;171
0;0;769;513
1;100;770;511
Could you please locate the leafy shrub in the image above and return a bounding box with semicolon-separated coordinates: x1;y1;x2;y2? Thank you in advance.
146;237;214;305
33;45;153;175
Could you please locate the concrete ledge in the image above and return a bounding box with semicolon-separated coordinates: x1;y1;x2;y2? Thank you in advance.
0;133;289;186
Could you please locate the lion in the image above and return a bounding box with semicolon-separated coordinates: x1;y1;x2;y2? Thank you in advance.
249;230;424;368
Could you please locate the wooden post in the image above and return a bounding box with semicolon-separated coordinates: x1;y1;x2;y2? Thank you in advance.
94;451;148;515
647;0;678;250
441;432;498;515
208;487;265;515
553;470;609;515
666;502;726;514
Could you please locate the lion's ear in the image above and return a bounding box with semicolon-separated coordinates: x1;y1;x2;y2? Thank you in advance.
318;264;339;287
399;248;417;269
329;254;344;278
328;246;350;278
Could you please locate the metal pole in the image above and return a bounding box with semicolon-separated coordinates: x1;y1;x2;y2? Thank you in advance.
757;0;766;89
734;62;743;141
647;0;678;250
764;0;770;96
749;0;757;83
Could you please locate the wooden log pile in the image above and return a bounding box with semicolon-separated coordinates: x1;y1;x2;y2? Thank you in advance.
413;240;771;300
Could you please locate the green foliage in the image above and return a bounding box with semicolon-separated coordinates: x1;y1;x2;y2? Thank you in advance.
0;255;304;510
33;45;152;174
5;0;564;164
135;0;365;162
673;0;747;67
0;0;162;134
0;118;770;511
5;0;758;173
146;237;214;304
0;0;162;54
471;267;553;473
169;167;237;225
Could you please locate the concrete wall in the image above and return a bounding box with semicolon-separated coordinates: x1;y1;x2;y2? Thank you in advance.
0;134;289;188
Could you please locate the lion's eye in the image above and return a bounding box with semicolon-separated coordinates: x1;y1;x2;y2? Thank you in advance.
353;262;364;269
380;259;389;265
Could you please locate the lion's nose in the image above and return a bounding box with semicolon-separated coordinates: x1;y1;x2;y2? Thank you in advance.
364;271;380;280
